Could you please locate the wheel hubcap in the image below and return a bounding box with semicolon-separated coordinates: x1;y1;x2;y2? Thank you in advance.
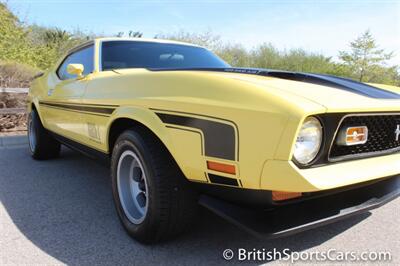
117;150;148;224
28;115;36;153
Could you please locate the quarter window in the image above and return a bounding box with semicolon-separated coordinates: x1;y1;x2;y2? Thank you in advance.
57;45;94;80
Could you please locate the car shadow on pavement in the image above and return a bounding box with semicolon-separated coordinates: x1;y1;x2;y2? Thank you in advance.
0;147;370;265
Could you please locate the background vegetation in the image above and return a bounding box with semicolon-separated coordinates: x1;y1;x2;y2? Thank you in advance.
1;2;399;87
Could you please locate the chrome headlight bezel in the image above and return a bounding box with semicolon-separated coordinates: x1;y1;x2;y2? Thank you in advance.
293;116;323;166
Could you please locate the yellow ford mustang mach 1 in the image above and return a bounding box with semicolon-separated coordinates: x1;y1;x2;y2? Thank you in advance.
27;38;400;243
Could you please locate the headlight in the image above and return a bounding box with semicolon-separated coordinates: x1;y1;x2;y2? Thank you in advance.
293;117;323;165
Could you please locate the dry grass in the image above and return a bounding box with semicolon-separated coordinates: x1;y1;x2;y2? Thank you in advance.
0;92;27;108
0;61;39;88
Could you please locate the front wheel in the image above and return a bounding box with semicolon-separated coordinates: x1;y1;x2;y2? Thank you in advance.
111;129;197;244
28;109;61;160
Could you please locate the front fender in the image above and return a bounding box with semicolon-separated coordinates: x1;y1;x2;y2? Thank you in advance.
106;106;208;182
107;106;175;152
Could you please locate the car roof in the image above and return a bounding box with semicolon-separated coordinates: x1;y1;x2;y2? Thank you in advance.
66;37;203;56
96;37;202;48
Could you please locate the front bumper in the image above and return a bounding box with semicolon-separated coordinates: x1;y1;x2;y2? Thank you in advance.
199;175;399;239
261;152;400;192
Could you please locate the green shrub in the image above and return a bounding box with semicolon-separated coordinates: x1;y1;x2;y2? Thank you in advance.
1;3;399;87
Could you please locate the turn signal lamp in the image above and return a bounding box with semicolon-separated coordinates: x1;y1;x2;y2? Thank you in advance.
337;126;368;146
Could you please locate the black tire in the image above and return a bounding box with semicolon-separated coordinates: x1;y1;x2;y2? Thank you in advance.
28;109;61;160
111;128;198;244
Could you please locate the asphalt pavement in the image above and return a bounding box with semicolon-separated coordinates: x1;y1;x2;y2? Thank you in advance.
0;143;399;265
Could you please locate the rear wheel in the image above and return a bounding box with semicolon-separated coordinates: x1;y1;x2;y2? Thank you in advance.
111;129;197;244
28;109;61;160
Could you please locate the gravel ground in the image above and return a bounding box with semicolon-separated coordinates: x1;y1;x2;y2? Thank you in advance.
0;92;28;134
0;146;399;265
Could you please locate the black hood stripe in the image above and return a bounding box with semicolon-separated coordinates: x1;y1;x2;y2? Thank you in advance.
148;67;400;99
264;71;400;99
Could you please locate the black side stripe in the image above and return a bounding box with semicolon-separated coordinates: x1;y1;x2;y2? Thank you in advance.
39;101;117;115
40;104;110;117
155;112;238;161
208;174;239;187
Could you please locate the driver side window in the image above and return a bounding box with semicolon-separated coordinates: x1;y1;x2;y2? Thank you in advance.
57;45;94;80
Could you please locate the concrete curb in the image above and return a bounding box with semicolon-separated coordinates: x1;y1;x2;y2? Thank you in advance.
0;108;26;114
0;135;28;148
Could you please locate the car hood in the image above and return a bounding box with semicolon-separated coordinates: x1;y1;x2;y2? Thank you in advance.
117;67;400;113
206;70;400;113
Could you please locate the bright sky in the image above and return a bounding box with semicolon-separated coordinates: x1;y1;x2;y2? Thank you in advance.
7;0;400;64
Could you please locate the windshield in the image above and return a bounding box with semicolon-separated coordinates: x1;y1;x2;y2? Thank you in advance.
101;41;230;71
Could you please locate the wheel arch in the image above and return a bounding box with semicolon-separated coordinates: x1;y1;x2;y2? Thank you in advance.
107;107;176;161
30;102;37;111
29;101;47;127
108;117;155;153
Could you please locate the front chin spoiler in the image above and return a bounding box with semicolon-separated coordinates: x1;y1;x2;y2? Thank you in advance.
199;175;399;239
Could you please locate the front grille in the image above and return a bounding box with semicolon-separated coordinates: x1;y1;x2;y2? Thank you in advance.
329;114;400;160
